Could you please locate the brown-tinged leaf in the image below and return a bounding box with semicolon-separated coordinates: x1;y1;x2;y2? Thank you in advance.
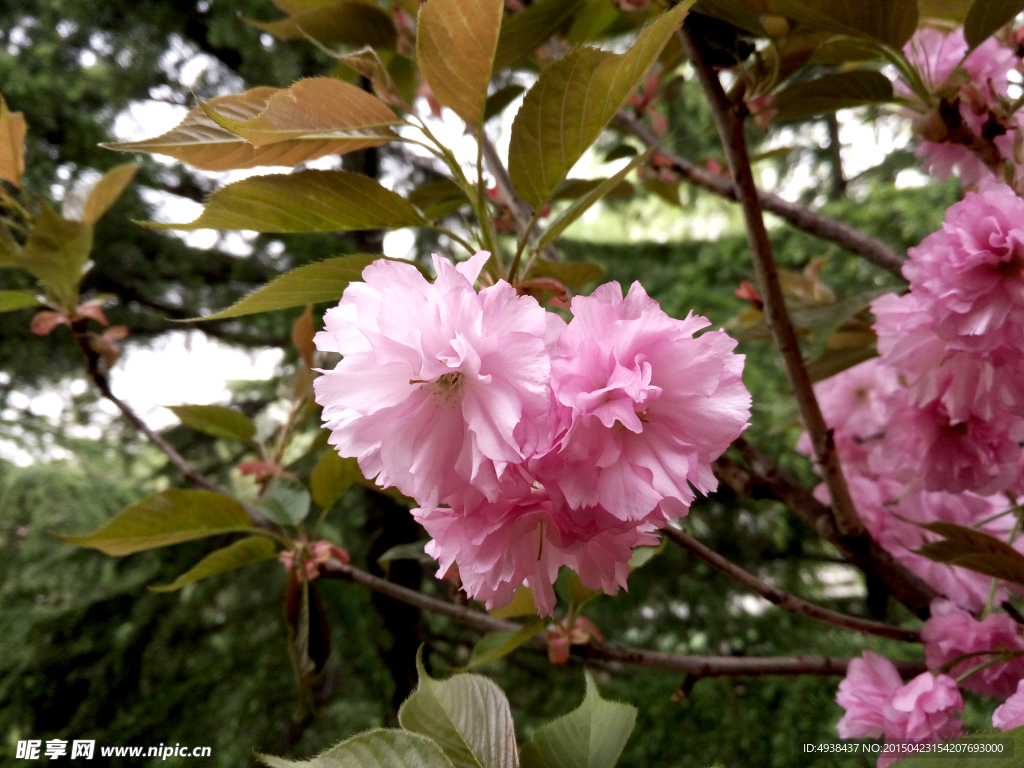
248;1;397;48
914;522;1024;587
0;95;27;187
293;305;315;368
508;2;693;207
102;87;387;171
417;0;505;127
330;46;410;110
80;163;139;223
145;170;425;232
201;77;398;148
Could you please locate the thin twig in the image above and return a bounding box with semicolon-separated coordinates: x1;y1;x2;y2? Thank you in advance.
683;28;865;543
610;111;906;277
663;526;921;643
717;438;938;618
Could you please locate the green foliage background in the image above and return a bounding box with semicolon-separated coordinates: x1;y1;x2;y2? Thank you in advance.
0;2;994;766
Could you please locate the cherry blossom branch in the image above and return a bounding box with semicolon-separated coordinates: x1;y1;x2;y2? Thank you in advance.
321;559;927;678
610;111;906;278
683;28;866;546
71;324;273;528
716;438;938;618
662;526;921;643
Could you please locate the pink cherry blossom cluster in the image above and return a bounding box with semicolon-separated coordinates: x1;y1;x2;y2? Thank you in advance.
897;27;1024;190
314;252;750;615
810;183;1024;755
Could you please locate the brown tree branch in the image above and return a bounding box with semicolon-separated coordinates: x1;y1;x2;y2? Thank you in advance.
663;526;921;643
715;438;938;618
683;28;865;545
610;111;906;277
321;559;927;678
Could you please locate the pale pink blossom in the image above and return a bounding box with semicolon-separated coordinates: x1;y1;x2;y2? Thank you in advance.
993;679;1024;731
314;252;554;509
837;652;964;768
916;142;998;187
903;28;1015;98
902;185;1024;353
413;483;659;616
540;281;750;521
922;599;1024;699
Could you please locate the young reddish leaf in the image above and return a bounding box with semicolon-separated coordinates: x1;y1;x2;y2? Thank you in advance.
191;253;382;321
508;2;693;207
80;163;139;224
144;170;425;232
57;489;254;556
200;78;397;148
772;0;919;49
19;203;93;311
0;94;27;188
417;0;504;127
247;1;397;49
102;87;388;171
167;404;257;443
149;535;277;593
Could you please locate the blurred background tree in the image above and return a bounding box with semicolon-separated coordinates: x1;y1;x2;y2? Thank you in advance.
0;1;975;765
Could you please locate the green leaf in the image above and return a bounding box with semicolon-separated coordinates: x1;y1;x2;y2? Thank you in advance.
408;179;472;219
806;345;878;382
0;290;42;312
330;47;411;110
377;541;437;577
149;535;277;592
399;654;519;768
603;145;638;162
527;261;604;292
519;671;637;768
145;170;426;232
552;177;634;201
913;522;1024;587
494;0;588;71
771;0;919;48
489;586;537;619
417;0;505;127
19;202;93;310
460;618;546;670
772;70;895;122
255;480;312;526
258;729;456;768
693;0;767;35
484;85;526;123
508;2;693;207
0;222;22;267
81;163;138;224
57;489;253;556
964;0;1024;49
167;404;256;442
566;0;620;44
246;2;398;48
193;254;381;321
536;149;652;250
0;94;26;188
565;572;601;607
628;537;666;571
311;450;362;510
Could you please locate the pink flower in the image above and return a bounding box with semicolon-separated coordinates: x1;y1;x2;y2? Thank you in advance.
993;679;1024;731
922;599;1024;699
903;28;1015;98
540;281;750;521
837;652;964;768
902;185;1024;354
313;252;555;509
413;483;658;616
